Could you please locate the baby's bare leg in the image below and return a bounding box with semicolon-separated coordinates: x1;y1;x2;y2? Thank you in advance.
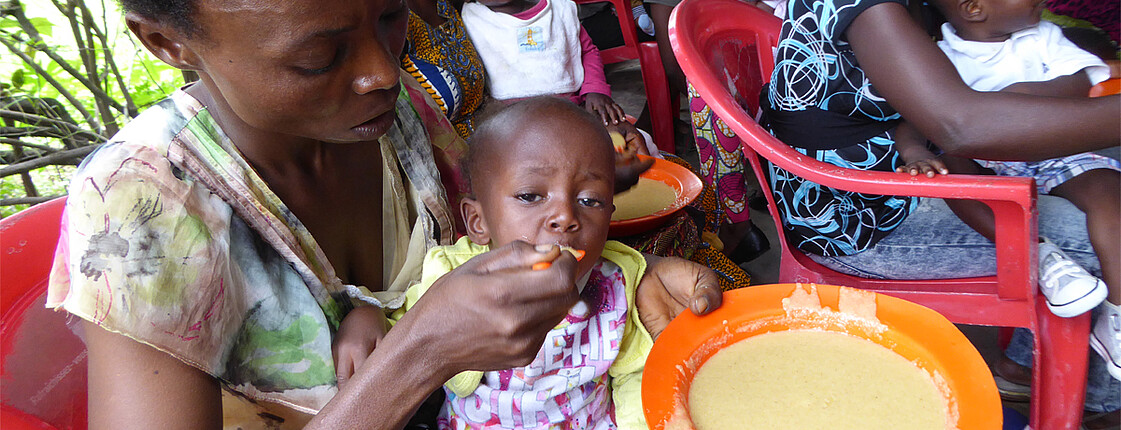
1050;169;1121;304
941;156;997;241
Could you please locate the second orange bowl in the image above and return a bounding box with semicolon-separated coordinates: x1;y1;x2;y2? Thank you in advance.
609;155;703;237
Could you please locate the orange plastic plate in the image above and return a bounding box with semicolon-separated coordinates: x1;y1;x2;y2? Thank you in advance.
642;283;1001;429
609;155;703;237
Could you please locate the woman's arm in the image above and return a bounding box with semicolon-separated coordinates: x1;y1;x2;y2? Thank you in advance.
308;315;460;429
85;321;223;430
83;242;577;430
82;242;720;429
846;3;1120;161
1000;72;1093;98
310;241;582;429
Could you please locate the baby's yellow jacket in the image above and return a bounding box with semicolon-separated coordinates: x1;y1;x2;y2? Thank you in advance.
392;237;652;429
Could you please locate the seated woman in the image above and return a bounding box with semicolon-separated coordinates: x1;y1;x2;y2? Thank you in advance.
45;0;723;428
761;0;1119;428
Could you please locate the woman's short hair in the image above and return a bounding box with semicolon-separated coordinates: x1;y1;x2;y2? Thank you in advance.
119;0;198;36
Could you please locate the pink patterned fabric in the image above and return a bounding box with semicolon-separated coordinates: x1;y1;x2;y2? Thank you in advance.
688;84;751;228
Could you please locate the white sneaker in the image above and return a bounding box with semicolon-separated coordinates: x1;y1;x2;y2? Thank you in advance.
1037;238;1107;317
1090;302;1121;381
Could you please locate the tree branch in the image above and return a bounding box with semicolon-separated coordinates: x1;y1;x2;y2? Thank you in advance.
0;109;106;143
82;0;138;117
1;195;64;206
0;35;104;134
0;137;55;151
2;147;49;163
0;144;97;177
82;6;121;136
7;3;126;116
1;126;100;143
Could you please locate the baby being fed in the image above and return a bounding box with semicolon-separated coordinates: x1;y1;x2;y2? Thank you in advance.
398;97;654;429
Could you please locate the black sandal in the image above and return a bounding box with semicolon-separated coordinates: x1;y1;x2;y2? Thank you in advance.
725;221;770;264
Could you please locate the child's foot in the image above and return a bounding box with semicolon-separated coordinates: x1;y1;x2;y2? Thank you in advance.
1090;301;1121;380
1038;238;1107;317
632;5;654;36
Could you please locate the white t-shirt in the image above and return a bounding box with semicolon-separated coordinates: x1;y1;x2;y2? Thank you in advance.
937;21;1109;92
462;0;584;100
762;0;786;20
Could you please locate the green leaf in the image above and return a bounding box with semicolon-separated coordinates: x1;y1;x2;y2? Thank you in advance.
28;17;53;37
44;60;62;75
0;17;20;30
12;69;25;88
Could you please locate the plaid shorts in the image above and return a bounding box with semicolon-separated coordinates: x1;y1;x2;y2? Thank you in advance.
976;153;1121;194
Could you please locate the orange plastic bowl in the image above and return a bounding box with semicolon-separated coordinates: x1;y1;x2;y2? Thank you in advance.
642;283;1001;430
609;155;703;237
1089;78;1120;97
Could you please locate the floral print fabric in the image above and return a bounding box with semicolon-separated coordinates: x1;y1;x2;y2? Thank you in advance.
688;85;751;228
403;0;490;139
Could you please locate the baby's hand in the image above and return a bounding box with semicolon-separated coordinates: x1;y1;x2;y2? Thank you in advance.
332;305;389;387
896;157;949;178
584;93;626;125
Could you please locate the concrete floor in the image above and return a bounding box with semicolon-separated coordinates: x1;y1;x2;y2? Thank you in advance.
604;59;1034;421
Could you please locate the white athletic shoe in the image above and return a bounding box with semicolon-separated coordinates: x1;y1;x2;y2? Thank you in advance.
1090;302;1121;381
1037;238;1107;318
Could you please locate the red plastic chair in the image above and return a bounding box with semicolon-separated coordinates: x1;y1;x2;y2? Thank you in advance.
575;0;676;153
1;197;88;430
669;1;1091;428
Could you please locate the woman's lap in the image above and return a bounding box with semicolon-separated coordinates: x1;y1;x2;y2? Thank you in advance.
811;195;1117;412
809;195;1100;279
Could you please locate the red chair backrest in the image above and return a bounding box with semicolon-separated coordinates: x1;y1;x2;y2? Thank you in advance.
670;0;1041;306
1;197;87;430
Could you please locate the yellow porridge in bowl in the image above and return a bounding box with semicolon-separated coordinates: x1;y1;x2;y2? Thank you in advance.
688;329;947;430
611;177;677;221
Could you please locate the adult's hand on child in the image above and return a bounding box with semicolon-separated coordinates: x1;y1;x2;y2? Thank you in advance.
636;255;722;340
585;93;626;125
332;305;389;388
398;241;580;379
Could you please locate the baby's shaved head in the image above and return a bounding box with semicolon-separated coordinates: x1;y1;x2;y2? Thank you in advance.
463;97;614;195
